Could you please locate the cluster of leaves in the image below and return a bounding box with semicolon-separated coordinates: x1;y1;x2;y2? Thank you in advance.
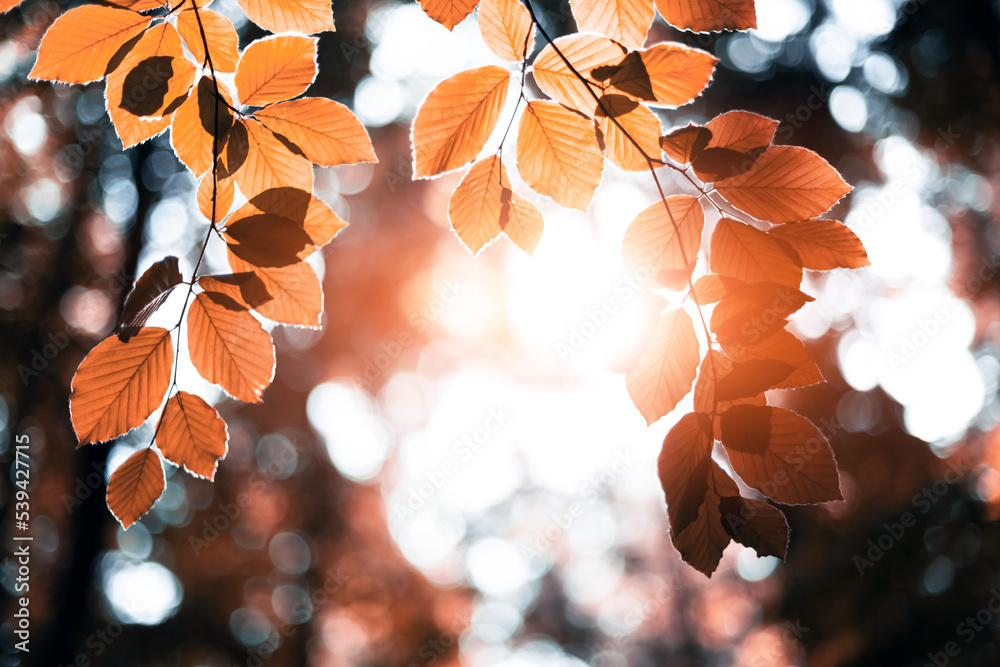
15;0;376;527
411;0;869;573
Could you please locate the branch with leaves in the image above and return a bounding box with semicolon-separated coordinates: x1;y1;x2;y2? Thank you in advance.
410;0;870;575
18;0;375;528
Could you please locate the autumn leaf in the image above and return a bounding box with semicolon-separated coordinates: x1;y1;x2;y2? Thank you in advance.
448;155;508;255
412;66;510;178
719;496;789;559
256;98;377;167
720;404;842;504
608;43;716;107
532;34;627;116
660;124;711;164
722;329;824;389
595;94;661;171
187;292;275;402
1;0;27;13
225;212;316;267
197;168;236;223
768;219;870;270
714;358;795;401
235;35;318;107
198;273;273;311
710;218;803;287
107;448;165;529
229;252;324;328
171;76;234;178
705;110;778;152
672;459;740;575
502;188;544;255
229;118;315;201
516;100;604;211
420;0;480;30
654;0;756;33
117;257;184;342
177;8;240;73
621;195;703;289
658;412;714;535
236;188;348;250
236;0;335;34
692;349;765;427
714;146;852;223
29;6;151;84
70;328;173;446
478;0;533;62
690;273;744;305
626;308;699;424
710;281;813;345
157;391;228;480
569;0;655;49
691;146;755;182
106;23;194;125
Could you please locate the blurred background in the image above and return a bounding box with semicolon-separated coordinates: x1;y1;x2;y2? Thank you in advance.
3;0;1000;664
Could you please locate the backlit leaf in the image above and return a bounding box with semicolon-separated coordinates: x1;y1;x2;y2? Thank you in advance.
715;146;852;223
235;35;318;107
177;7;240;73
705;110;777;152
502;189;544;255
608;43;716;107
768;219;870;270
710;218;803;287
236;188;348;249
70;328;173;446
595;94;661;171
30;6;151;84
107;448;165;529
692;349;765;425
692;147;755;182
419;0;479;30
158;391;228;480
412;65;510;178
256;97;377;167
569;0;655;49
532;33;627;116
229;253;324;328
691;273;744;305
225;213;315;267
625;308;699;425
710;281;813;345
170;76;234;177
658;412;714;535
654;0;756;32
714;358;795;401
671;460;740;575
720;404;842;504
719;496;789;559
198;273;273;311
197;168;236;223
448;155;507;255
187;292;275;402
106;23;193;125
117;257;184;342
621;195;703;289
660;124;711;164
722;329;824;389
516;100;604;211
229;118;314;201
478;0;533;62
236;0;335;34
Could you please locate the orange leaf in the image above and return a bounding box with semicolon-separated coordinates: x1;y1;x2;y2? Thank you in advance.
187;292;275;402
419;0;479;30
235;188;348;250
198;273;273;311
654;0;756;32
516;100;604;211
109;110;173;149
692;349;765;426
117;257;183;342
621;194;703;289
412;65;510;178
107;448;165;529
722;329;824;389
70;328;173;446
105;0;167;9
29;6;151;84
158;391;228;479
229;252;324;328
170;76;234;177
448;155;507;255
224;212;315;267
714;146;852;223
767;219;870;270
691;273;744;304
105;23;192;120
714;358;794;401
256;97;376;167
235;35;317;107
229;118;314;201
569;0;654;48
710;281;812;345
720;404;842;504
691;146;755;182
671;459;740;575
720;496;789;559
660;123;711;164
658;412;714;535
608;43;716;107
478;0;533;62
1;0;27;12
177;8;240;73
235;0;335;34
197;168;236;223
710;218;802;287
502;189;544;255
705;110;777;152
625;308;699;425
595;94;661;171
532;33;626;116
